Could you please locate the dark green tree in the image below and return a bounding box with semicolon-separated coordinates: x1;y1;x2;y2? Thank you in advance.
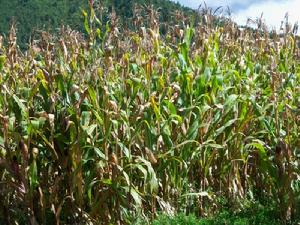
0;0;191;49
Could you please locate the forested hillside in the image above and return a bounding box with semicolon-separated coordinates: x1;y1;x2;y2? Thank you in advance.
0;0;191;48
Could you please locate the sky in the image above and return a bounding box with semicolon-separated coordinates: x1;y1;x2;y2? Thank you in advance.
172;0;299;30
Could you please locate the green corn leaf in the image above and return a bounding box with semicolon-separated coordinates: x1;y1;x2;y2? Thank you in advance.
0;55;6;71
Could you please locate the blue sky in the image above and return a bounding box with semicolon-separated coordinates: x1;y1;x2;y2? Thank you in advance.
172;0;299;30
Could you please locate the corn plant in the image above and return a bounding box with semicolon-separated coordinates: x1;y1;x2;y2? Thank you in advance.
0;3;299;225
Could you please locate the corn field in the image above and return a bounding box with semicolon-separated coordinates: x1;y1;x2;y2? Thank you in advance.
0;4;299;225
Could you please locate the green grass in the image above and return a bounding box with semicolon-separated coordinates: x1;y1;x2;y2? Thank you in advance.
151;213;280;225
138;201;287;225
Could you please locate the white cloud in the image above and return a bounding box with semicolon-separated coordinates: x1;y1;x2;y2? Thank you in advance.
173;0;299;31
233;0;299;30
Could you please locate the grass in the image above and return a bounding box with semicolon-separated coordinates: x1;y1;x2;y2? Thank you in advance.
136;200;287;225
150;212;281;225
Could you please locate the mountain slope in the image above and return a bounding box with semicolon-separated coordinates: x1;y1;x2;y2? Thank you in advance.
0;0;191;48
